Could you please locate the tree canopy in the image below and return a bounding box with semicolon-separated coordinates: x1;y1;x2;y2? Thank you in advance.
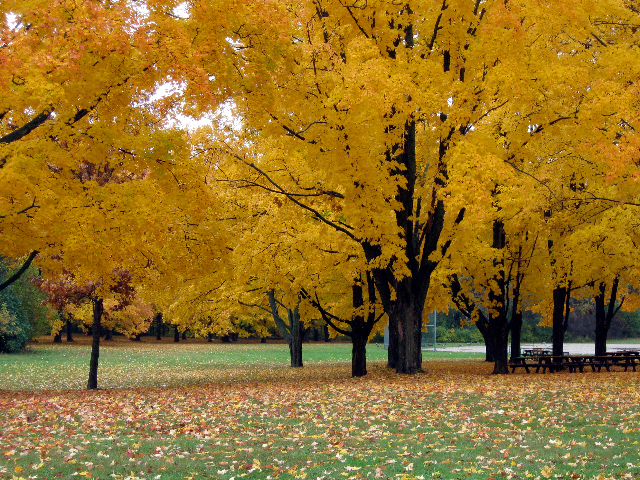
1;0;640;380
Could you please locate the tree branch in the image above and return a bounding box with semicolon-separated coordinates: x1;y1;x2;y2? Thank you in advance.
300;287;352;337
0;250;39;292
0;111;53;144
227;148;358;241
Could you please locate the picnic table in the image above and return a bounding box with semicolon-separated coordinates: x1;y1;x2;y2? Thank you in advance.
522;347;552;357
608;349;640;356
510;355;577;373
510;352;639;374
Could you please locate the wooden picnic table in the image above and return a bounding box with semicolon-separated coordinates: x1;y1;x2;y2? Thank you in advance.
522;347;552;357
608;349;640;356
510;355;568;373
510;353;639;373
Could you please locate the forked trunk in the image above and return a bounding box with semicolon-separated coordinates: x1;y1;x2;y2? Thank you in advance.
268;290;305;367
87;298;103;390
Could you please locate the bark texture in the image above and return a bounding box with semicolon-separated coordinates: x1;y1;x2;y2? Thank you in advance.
87;298;103;390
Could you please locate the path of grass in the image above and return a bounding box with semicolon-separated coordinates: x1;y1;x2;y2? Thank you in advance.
1;341;638;480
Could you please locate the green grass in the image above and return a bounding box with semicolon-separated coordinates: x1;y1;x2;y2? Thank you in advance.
608;338;640;344
1;341;638;480
0;339;483;391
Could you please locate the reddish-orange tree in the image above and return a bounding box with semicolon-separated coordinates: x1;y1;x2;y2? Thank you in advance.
35;269;136;389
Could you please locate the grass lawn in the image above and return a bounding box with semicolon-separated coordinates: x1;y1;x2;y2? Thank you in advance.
1;339;639;480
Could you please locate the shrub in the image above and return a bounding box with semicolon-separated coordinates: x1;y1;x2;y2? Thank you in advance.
0;303;30;353
435;325;483;343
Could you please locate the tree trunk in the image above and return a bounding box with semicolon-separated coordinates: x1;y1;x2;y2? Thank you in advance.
350;283;373;377
323;324;330;342
267;290;304;367
103;328;113;341
352;331;368;377
155;312;162;341
66;316;73;342
386;314;399;369
261;336;267;343
174;325;180;342
182;330;187;340
594;279;621;356
552;286;567;358
364;115;453;375
488;220;510;374
87;298;103;390
289;337;303;367
594;284;607;356
53;332;62;343
490;317;510;374
288;307;303;367
208;333;214;342
475;318;495;362
510;311;522;359
388;290;423;374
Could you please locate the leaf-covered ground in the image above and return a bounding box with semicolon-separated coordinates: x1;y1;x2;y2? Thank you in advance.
0;340;480;391
1;352;640;480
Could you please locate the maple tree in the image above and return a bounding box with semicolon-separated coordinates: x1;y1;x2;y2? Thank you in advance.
2;0;639;379
0;0;236;377
174;0;640;374
304;272;386;377
442;187;540;373
0;0;224;274
241;290;307;367
419;0;640;370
